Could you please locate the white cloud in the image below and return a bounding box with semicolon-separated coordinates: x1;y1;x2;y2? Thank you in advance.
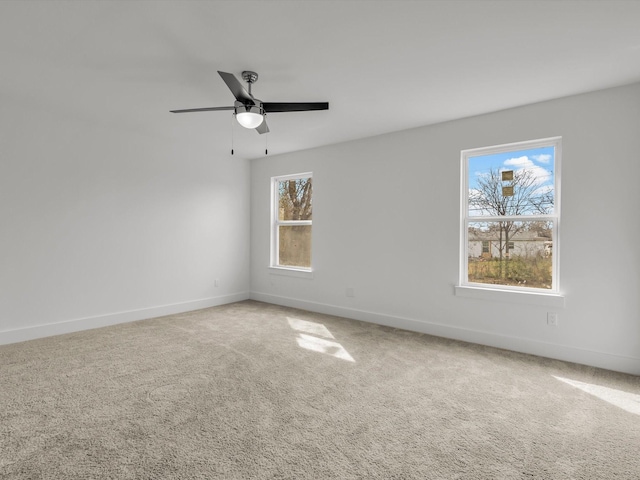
504;156;533;168
533;184;553;196
502;156;551;185
532;154;552;164
528;165;552;185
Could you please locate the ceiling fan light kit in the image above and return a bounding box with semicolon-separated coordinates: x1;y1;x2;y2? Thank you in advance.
171;70;329;153
235;104;264;129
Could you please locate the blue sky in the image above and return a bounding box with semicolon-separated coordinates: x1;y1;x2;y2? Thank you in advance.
468;146;555;191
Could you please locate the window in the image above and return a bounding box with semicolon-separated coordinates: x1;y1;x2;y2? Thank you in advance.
271;173;313;271
460;137;561;293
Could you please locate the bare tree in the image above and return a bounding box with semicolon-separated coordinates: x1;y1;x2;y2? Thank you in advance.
278;178;313;267
280;178;312;220
469;168;552;277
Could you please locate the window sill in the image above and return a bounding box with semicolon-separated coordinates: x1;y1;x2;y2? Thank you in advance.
269;266;314;279
455;285;565;308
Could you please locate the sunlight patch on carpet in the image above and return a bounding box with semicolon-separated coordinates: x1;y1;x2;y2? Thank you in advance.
296;333;355;362
553;376;640;415
287;317;355;362
287;317;335;339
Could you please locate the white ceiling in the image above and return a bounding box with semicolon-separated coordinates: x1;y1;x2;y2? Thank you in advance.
3;0;640;159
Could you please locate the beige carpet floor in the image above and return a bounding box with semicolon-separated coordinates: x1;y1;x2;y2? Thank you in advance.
1;300;639;479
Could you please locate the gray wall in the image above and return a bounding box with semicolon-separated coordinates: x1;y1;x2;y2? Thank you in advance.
3;76;637;375
0;85;251;343
251;82;640;375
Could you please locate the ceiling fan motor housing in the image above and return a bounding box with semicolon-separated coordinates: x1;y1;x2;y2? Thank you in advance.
234;101;264;114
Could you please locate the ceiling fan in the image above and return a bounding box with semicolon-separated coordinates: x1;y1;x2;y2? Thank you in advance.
170;71;329;134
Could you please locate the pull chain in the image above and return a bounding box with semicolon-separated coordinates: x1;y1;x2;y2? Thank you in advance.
231;113;235;155
265;128;268;156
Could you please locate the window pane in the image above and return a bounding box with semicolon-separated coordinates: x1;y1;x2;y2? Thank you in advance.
279;225;312;268
468;146;555;217
278;178;312;221
468;220;553;289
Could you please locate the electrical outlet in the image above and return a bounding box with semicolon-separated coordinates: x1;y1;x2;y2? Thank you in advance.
547;312;558;326
214;279;220;287
346;287;355;297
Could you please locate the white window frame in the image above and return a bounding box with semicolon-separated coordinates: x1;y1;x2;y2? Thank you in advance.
457;137;564;306
270;172;313;275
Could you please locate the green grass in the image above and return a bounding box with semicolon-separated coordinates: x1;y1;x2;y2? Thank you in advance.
468;256;552;289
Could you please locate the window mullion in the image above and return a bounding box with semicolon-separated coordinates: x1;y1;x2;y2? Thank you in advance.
467;214;558;223
277;220;312;227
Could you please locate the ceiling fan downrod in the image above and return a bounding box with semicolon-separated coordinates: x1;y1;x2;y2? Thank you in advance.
242;71;258;96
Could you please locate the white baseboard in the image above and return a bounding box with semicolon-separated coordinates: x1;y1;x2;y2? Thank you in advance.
250;291;640;376
0;292;250;346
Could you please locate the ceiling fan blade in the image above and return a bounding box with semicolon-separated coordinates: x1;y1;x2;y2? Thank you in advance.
170;106;234;113
256;119;270;134
262;102;329;113
218;71;255;105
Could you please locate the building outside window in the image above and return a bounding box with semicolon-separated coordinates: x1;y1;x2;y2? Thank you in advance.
461;137;561;292
271;173;313;270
